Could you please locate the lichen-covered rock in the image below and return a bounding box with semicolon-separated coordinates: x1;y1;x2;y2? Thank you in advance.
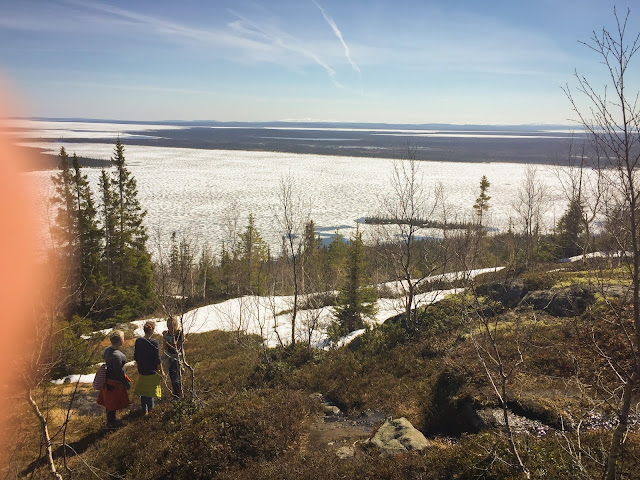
336;446;355;459
370;417;430;456
602;284;630;299
475;280;527;308
519;286;594;316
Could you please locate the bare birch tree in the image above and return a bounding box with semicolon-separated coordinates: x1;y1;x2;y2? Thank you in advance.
20;264;99;480
554;138;605;260
378;156;447;328
514;166;548;266
468;308;535;479
564;8;640;480
275;172;309;345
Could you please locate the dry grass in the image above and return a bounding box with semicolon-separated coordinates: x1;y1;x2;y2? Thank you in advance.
9;285;640;479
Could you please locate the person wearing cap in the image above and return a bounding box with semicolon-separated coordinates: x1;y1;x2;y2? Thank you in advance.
134;321;165;414
97;330;130;428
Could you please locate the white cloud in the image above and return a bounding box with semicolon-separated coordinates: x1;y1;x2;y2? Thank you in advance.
227;10;344;89
63;0;273;54
312;0;361;76
55;0;345;88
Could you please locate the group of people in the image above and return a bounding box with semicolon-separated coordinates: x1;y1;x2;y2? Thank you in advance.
96;316;184;428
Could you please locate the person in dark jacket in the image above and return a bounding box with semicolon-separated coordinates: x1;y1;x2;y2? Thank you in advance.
134;321;165;414
163;316;183;398
97;330;130;428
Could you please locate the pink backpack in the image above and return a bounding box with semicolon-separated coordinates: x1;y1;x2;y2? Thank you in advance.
92;364;107;390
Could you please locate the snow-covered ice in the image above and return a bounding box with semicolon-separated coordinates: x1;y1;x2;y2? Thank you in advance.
25;140;575;254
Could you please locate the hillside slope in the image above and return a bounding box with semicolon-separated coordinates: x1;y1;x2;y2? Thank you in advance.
7;267;640;479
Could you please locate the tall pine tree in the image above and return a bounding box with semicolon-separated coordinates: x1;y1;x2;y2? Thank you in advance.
51;149;105;319
99;168;116;283
473;175;491;224
70;153;103;313
332;229;377;336
50;147;75;259
50;147;77;311
237;213;270;295
301;220;322;294
557;198;585;258
100;139;155;321
472;175;491;267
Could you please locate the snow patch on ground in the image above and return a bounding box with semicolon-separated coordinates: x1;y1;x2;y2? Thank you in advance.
378;267;504;295
52;267;502;384
51;374;96;385
128;286;467;350
557;251;631;263
50;360;135;385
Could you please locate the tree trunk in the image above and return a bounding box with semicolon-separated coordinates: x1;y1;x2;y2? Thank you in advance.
291;253;298;345
27;389;63;480
605;370;638;480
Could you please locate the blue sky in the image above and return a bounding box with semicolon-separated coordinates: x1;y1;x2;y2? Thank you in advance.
0;0;634;124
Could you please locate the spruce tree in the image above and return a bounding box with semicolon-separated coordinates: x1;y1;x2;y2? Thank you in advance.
301;220;322;293
50;149;106;323
327;230;348;291
70;154;103;312
473;175;491;223
472;175;491;267
219;241;236;296
238;213;270;294
110;138;149;282
50;147;75;259
557;198;584;258
100;139;155;320
332;229;378;336
99;168;116;283
50;146;78;314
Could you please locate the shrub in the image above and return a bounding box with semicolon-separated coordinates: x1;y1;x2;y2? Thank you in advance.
79;388;315;480
49;315;99;378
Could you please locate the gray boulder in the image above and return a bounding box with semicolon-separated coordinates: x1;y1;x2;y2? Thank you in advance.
370;417;430;456
602;284;630;299
519;286;594;316
323;404;341;416
475;280;527;308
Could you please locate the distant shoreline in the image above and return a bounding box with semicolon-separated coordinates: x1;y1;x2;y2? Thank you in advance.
15;119;591;170
19;146;111;171
10;117;579;130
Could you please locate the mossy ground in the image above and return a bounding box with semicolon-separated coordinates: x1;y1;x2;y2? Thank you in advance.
7;268;640;479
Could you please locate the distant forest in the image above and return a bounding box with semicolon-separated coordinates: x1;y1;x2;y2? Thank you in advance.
19;147;111;171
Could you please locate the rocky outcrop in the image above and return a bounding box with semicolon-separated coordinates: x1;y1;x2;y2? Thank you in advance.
476;279;597;317
519;285;594;316
370;418;430;456
602;284;630;299
309;392;343;417
475;280;527;308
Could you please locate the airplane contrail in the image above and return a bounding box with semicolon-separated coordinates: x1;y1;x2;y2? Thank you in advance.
312;0;361;76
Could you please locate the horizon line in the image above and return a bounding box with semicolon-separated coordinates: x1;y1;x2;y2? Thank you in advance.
7;116;580;129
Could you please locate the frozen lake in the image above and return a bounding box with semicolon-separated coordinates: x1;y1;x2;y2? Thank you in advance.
19;120;575;254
